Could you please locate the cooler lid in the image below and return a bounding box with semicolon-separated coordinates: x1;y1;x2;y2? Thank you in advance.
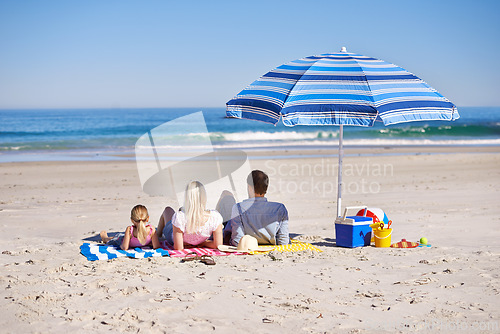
335;215;373;225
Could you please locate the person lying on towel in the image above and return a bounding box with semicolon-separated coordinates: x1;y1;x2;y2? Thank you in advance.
218;170;289;246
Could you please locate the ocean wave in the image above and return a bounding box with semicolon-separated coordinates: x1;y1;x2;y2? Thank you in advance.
179;124;500;142
0;146;26;151
5;134;500;152
373;124;500;137
212;130;338;141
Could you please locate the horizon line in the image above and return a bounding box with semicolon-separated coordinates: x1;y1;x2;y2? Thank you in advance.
1;105;499;111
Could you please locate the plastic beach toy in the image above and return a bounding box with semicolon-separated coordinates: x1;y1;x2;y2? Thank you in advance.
356;208;389;225
369;222;384;230
374;228;392;247
420;237;428;245
390;239;419;248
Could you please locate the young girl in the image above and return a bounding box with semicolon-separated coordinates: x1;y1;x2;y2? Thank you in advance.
100;204;160;250
156;181;223;250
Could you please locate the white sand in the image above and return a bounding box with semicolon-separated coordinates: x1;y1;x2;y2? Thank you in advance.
1;148;499;333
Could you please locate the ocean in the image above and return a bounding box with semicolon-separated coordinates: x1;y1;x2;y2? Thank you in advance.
0;107;499;162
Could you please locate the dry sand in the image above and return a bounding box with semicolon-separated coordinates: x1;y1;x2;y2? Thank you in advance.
1;147;499;333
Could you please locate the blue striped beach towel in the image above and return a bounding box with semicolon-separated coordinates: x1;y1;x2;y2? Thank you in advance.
80;243;170;261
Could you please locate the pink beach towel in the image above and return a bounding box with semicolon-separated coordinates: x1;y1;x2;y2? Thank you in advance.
160;241;241;257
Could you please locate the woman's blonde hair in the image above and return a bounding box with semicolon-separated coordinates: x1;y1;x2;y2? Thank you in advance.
131;204;149;245
183;181;208;234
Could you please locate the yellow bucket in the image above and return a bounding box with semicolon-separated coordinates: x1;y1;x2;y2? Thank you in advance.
373;228;392;247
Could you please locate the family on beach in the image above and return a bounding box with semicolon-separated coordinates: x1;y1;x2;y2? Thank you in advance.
100;170;290;251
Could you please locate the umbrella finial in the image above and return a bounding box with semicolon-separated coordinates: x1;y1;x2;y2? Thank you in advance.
340;46;347;52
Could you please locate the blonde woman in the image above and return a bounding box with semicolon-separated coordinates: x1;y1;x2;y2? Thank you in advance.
157;181;223;250
100;204;160;250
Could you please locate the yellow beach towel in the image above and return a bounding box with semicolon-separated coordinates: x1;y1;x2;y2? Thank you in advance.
248;239;322;255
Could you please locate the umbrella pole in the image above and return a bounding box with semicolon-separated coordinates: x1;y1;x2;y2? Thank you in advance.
337;124;343;217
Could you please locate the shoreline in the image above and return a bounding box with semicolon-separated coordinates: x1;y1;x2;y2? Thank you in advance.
1;143;500;163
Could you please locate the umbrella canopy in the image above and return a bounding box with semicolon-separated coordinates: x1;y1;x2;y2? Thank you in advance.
226;48;459;216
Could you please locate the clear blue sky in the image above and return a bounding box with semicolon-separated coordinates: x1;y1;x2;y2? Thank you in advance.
1;0;499;109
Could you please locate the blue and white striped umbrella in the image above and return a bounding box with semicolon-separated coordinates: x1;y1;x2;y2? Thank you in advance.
226;48;459;216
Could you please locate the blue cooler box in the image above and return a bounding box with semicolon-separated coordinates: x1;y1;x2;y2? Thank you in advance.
335;215;372;248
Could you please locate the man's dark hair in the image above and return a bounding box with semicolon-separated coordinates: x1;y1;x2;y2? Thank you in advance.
247;170;269;195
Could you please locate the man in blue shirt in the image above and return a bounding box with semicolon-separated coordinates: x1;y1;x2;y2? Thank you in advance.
220;170;290;246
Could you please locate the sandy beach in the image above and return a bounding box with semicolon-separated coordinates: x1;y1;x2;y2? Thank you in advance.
1;147;499;333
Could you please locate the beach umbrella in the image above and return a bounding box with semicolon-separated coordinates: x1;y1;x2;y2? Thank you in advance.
226;47;459;217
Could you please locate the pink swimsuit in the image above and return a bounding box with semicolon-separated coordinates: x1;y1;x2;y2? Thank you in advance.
129;224;153;247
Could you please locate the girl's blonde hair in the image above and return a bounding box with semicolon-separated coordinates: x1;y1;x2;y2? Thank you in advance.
183;181;208;234
131;204;149;245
